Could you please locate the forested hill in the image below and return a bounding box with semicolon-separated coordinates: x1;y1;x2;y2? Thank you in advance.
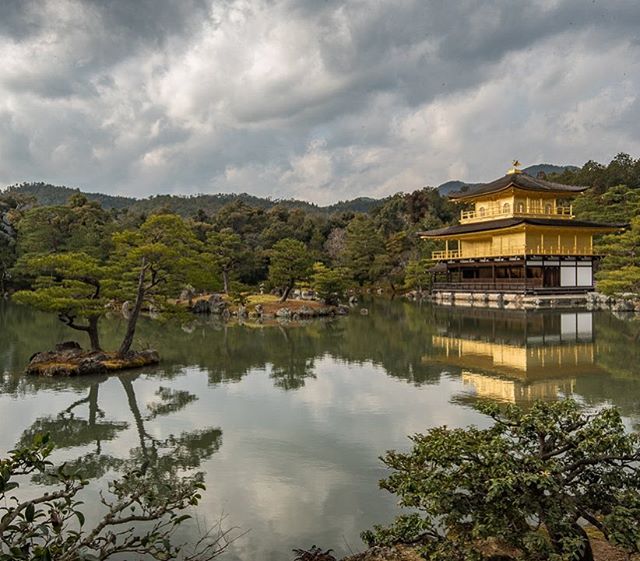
3;182;135;210
2;182;389;216
3;162;573;216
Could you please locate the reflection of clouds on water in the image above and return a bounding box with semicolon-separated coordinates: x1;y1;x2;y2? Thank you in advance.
160;361;482;559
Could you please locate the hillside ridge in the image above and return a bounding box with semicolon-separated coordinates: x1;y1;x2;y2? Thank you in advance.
3;163;576;215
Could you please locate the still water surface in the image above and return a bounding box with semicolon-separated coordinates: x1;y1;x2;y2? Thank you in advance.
1;300;639;560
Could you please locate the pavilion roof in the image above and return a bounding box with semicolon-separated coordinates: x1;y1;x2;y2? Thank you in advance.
449;173;587;200
419;217;625;238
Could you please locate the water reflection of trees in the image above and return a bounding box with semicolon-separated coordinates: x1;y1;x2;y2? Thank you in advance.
16;372;222;483
3;299;640;415
137;300;446;388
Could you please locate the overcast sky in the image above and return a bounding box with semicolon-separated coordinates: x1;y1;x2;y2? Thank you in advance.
0;0;639;204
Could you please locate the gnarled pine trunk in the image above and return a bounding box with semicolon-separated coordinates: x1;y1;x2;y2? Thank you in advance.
222;269;229;294
58;313;102;351
118;260;147;357
87;316;101;352
280;281;294;302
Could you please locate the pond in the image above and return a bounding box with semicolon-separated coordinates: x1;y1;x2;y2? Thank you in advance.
1;299;640;560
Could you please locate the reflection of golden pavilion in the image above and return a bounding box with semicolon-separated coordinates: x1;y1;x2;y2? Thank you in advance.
460;372;575;404
432;335;596;379
425;308;604;404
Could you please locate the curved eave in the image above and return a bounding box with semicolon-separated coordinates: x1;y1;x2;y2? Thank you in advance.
419;218;626;239
448;174;588;201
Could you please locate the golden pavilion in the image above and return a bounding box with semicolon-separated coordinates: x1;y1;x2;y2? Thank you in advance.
420;162;622;294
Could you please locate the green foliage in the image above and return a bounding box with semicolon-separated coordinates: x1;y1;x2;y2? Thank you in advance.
207;228;244;293
596;217;640;295
404;258;433;292
550;154;640;295
573;185;640;224
12;252;106;349
343;216;385;286
13;253;105;314
311;262;350;305
363;399;640;561
5;182;134;210
109;213;208;303
16;197;114;259
0;195;21;294
268;238;313;300
597;266;640;296
552;153;640;192
0;435;232;560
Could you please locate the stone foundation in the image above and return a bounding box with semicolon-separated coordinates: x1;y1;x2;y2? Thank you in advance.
432;291;587;310
432;290;640;311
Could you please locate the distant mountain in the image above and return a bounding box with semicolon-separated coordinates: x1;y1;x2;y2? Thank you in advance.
323;197;386;214
3;182;135;210
436;164;579;196
1;182;386;217
436;180;477;197
522;163;579;177
4;165;579;216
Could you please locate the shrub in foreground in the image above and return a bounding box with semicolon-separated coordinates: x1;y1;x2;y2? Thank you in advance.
363;400;640;561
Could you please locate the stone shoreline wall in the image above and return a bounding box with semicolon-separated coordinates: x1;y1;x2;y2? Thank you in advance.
422;290;640;311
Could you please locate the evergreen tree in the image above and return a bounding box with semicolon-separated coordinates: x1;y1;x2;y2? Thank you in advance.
404;258;432;294
310;262;350;305
13;253;106;350
207;228;243;294
109;214;206;356
596;216;640;294
268;238;313;302
343;215;385;286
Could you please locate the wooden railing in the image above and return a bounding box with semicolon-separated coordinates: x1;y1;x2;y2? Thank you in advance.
431;246;594;260
460;205;573;224
433;279;544;292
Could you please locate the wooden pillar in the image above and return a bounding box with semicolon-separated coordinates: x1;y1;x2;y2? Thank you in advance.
445;239;449;258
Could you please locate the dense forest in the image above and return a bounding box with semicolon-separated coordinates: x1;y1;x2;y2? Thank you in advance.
1;153;639;303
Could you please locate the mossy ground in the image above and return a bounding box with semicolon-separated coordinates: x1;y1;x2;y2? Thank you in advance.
27;350;160;377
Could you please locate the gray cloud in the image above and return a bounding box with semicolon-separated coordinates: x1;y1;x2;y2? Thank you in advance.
0;0;639;203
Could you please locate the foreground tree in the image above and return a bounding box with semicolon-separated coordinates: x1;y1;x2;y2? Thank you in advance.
0;435;234;560
268;238;313;302
13;253;106;350
363;400;640;561
109;213;206;356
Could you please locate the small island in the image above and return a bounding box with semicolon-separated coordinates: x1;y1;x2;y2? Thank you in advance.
26;342;160;377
